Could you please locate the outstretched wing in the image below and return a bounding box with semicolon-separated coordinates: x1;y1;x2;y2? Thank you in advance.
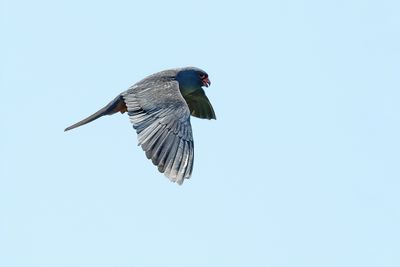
183;89;216;120
121;80;194;185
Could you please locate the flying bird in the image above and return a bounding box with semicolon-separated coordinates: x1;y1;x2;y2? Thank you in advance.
65;67;216;185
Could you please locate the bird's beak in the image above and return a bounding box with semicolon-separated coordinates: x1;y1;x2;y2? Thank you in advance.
202;77;211;87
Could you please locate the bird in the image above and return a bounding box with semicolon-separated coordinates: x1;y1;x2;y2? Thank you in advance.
64;67;216;185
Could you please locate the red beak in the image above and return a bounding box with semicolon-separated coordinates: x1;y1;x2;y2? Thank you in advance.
202;77;211;87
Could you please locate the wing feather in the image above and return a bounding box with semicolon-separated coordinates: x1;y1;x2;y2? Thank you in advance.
182;88;216;120
121;81;194;184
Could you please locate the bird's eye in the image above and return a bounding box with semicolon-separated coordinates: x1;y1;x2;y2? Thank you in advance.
199;73;206;79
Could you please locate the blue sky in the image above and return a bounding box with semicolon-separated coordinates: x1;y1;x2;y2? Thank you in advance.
1;0;399;266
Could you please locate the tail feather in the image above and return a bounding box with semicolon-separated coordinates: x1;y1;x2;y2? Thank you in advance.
64;95;127;132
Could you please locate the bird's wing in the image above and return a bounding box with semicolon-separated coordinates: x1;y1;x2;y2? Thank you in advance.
182;89;216;120
121;80;194;185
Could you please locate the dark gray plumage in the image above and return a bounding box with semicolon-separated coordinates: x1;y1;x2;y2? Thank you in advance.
65;67;215;185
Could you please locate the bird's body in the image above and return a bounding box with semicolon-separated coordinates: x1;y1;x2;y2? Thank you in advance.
65;67;215;185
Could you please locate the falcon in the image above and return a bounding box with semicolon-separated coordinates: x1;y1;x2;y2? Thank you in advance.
65;67;216;185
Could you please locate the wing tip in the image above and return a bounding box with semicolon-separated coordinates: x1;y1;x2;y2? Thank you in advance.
164;173;187;186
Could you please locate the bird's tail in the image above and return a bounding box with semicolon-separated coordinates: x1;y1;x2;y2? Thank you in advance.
64;95;127;132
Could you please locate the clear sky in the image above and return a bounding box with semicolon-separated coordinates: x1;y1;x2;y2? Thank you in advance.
1;0;399;266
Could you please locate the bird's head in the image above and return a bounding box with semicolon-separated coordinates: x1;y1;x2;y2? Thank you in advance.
175;67;211;95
